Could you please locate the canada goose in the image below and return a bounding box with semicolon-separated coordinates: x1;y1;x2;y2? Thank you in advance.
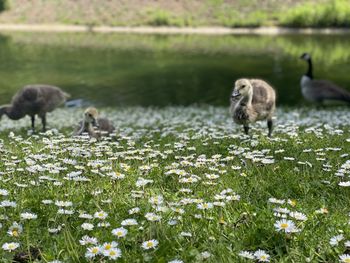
230;78;276;137
74;107;114;138
300;53;350;104
0;85;70;131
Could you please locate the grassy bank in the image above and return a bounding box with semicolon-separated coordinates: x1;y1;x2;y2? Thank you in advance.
0;0;349;28
0;106;350;262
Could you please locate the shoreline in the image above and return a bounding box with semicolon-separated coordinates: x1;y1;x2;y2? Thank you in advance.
0;24;350;35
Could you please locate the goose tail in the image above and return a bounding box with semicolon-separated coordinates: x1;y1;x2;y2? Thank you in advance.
62;91;71;100
341;89;350;104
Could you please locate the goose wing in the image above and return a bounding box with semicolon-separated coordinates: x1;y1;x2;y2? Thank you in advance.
97;118;115;133
36;85;67;112
312;80;350;101
250;79;275;108
12;86;45;111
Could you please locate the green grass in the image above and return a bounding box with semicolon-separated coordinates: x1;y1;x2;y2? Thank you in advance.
0;0;350;28
281;0;350;27
144;9;194;27
0;106;350;262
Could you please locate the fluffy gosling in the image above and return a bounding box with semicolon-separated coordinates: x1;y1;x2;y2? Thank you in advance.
230;78;276;137
74;107;114;138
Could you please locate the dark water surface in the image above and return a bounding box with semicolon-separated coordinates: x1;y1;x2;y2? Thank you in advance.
0;32;349;106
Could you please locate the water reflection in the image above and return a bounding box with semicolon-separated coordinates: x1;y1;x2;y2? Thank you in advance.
0;32;349;106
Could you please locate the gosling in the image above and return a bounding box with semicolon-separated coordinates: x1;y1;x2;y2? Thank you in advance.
0;84;70;131
230;78;276;137
74;107;114;138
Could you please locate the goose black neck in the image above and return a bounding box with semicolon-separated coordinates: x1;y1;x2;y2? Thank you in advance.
306;58;313;79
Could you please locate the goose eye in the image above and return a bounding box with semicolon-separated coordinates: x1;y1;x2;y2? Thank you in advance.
241;85;246;88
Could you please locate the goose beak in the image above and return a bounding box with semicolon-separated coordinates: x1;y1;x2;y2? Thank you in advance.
300;53;310;60
92;118;99;128
231;90;240;98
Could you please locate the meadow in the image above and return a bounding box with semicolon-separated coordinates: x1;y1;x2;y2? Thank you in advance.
1;106;350;262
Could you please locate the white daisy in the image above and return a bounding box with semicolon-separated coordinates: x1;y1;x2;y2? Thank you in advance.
238;250;255;259
141;239;159;250
81;223;94;231
340;254;350;263
145;212;162;222
330;234;344;246
85;246;101;258
0;189;9;196
94;211;108;220
101;241;118;253
20;212;37;220
274;219;298;233
168;259;183;263
254;250;270;262
7;222;23;237
111;227;128;238
197;202;213;210
2;242;20;251
121;219;138;226
104;247;122;259
79;235;98;245
200;251;211;259
289;211;307;221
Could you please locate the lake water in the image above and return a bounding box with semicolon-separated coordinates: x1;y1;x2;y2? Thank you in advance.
0;32;349;106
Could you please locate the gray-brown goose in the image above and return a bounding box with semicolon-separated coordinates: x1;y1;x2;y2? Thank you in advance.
0;84;70;131
74;107;114;138
230;78;276;137
300;53;350;104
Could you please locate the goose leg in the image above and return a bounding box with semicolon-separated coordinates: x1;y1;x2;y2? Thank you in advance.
31;115;35;131
41;114;46;132
267;119;273;137
243;125;249;135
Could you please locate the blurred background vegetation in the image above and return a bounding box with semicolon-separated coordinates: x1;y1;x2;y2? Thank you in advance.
0;0;9;12
0;0;349;28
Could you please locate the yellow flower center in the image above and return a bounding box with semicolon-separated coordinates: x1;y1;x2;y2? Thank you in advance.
146;242;153;247
8;244;15;249
344;259;350;263
12;230;19;237
105;244;111;250
117;231;122;236
261;255;267;260
290;200;297;206
281;223;289;229
110;250;117;256
92;247;99;254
